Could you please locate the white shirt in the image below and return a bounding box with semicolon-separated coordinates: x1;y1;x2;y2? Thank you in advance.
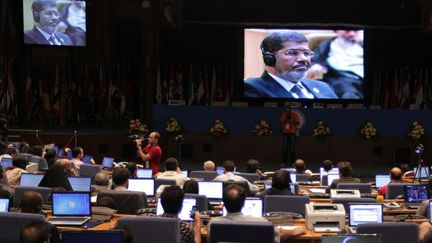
268;73;314;99
213;172;259;194
327;36;364;78
157;171;189;187
67;3;86;31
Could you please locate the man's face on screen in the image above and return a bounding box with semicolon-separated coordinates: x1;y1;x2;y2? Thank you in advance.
274;41;311;83
38;6;60;34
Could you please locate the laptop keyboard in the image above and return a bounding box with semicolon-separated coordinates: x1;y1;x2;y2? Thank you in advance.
50;217;88;222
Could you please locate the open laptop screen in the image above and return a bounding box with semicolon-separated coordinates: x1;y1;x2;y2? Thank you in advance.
404;184;430;203
198;181;223;199
0;198;9;212
375;175;391;188
61;230;123;243
51;192;91;216
156;197;196;221
223;198;263;217
413;166;429;179
216;167;224;175
102;157;114;169
327;173;340;186
20;173;44;186
82;156;92;164
321;235;381;243
136;168;153;178
0;157;13;170
128;178;155;196
349;204;383;227
68;176;92;192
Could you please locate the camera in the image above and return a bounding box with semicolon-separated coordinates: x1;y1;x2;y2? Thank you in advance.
174;135;184;143
415;146;424;156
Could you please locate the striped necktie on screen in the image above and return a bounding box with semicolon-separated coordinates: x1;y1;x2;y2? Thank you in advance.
49;36;61;45
290;84;307;98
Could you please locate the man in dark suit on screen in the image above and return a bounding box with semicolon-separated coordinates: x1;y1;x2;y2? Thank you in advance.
244;31;337;99
24;0;73;46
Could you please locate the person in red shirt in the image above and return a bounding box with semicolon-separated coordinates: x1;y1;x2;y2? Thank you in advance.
280;106;300;167
136;131;162;176
378;167;402;196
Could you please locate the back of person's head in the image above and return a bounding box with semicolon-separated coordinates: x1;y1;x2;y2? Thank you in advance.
5;147;17;157
272;169;290;190
261;31;308;54
223;160;235;172
20;142;31;153
183;179;198;194
246;159;261;173
97;196;117;210
164;157;178;171
95;171;110;186
20;221;57;243
322;160;333;172
71;146;83;159
223;184;246;213
112;167;130;187
44;148;57;161
399;163;411;174
20;191;43;214
13;157;28;170
39;163;72;191
203;160;215;171
338;161;353;177
390;167;402;181
125;162;137;178
29;145;43;157
160;185;184;215
294;159;306;174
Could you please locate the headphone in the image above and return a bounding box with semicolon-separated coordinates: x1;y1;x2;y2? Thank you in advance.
260;42;276;67
33;11;40;22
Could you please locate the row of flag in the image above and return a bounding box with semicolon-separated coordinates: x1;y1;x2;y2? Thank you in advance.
0;57;17;120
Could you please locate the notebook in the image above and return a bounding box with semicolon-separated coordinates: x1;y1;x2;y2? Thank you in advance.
48;192;91;226
375;175;391;188
68;176;92;192
348;203;383;234
156;197;196;221
61;230;123;243
0;157;13;170
136;168;153;178
82;155;92;164
198;181;223;204
0;198;9;212
20;173;44;186
102;157;114;169
413;166;429;179
404;184;430;208
321;235;382;243
222;198;263;217
128;178;155;196
327;173;340;186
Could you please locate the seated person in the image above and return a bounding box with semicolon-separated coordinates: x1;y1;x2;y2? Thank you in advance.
93;171;110;192
19;191;44;215
419;221;432;243
401;163;414;179
43;148;57;169
182;179;198;194
326;161;360;193
157;157;189;187
294;159;312;175
262;169;293;198
38;163;72;191
20;221;59;243
322;159;334;173
246;159;267;180
126;162;138;178
378;167;402;196
5;157;28;187
203;160;216;171
112;167;130;191
213;160;259;194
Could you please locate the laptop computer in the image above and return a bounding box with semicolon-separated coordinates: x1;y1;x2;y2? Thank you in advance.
82;155;92;164
319;167;339;181
198;181;223;205
0;198;9;212
181;170;188;177
102;157;114;169
66;151;73;160
0;157;13;170
136;168;153;178
429;201;432;222
216;167;224;175
413;166;430;179
61;230;123;243
404;184;430;208
20;173;44;186
128;178;155;197
53;145;59;156
58;148;65;158
375;175;391;188
47;192;91;226
68;176;92;192
289;173;297;183
348;203;383;234
222;198;263;217
327;173;340;186
321;235;382;243
156;197;197;221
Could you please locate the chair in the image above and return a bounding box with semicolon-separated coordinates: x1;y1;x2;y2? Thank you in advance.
13;186;52;207
223;180;252;197
330;197;376;212
30;155;48;171
209;220;274;243
264;195;310;216
154;178;176;191
235;172;259;183
296;174;310;182
185;193;208;211
386;183;415;199
0;212;46;243
356;222;419;243
97;190;147;214
79;164;102;182
337;183;372;193
116;216;180;243
15;153;33;162
189;171;218;181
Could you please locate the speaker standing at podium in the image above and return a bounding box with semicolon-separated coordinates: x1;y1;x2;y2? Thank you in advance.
280;106;299;167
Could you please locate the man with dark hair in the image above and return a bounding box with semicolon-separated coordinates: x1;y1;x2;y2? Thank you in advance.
213;160;259;194
159;185;201;243
326;161;360;192
136;131;162;176
5;157;28;187
246;159;266;180
322;160;334;172
263;169;293;197
71;146;84;170
112;167;130;191
244;31;337;98
157;157;189;186
19;191;44;214
24;0;73;45
378;167;402;196
20;221;59;243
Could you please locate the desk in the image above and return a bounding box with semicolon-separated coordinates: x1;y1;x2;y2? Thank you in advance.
57;214;132;231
